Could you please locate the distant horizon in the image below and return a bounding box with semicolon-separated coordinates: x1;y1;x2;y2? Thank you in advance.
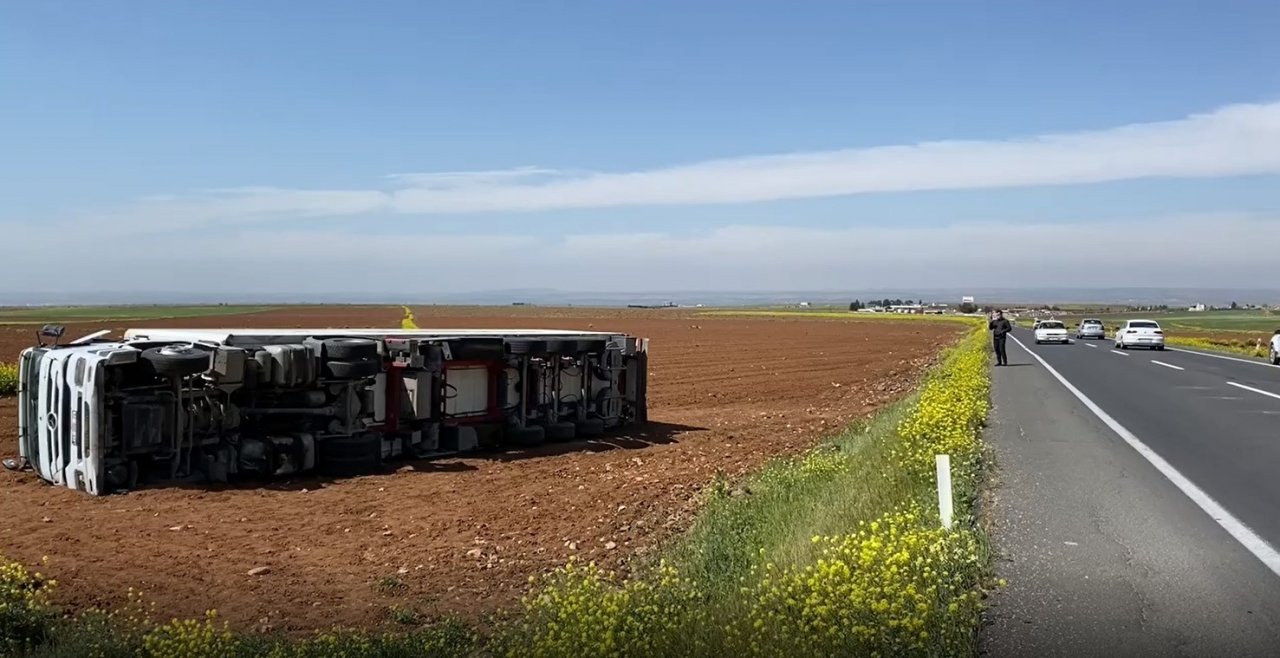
2;286;1278;309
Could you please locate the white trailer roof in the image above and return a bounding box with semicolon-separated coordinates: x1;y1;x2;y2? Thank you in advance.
122;327;623;346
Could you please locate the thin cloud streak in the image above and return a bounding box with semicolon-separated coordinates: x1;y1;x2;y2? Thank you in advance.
9;213;1277;292
44;100;1280;230
391;101;1280;213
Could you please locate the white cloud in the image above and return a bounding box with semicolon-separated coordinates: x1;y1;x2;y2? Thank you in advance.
8;213;1277;294
31;99;1280;232
387;101;1280;214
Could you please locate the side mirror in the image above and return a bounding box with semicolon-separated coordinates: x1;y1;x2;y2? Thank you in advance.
37;324;66;347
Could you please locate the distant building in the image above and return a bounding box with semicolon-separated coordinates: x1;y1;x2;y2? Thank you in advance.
1188;303;1206;312
961;295;975;304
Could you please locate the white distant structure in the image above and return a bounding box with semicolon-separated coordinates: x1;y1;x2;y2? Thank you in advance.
962;295;975;304
1188;303;1206;312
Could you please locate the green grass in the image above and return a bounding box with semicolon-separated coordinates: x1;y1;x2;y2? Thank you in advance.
666;395;920;602
0;305;277;325
0;305;278;324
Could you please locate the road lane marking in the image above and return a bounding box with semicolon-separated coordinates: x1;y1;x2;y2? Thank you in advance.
1169;348;1280;369
1084;343;1098;349
1151;360;1184;371
1227;382;1280;401
1110;350;1130;357
1010;334;1280;580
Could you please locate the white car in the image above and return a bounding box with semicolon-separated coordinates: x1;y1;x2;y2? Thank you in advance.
1034;320;1070;344
1114;319;1165;350
1075;318;1106;340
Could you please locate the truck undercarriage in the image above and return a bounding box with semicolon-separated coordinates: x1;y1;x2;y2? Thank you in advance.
15;327;649;495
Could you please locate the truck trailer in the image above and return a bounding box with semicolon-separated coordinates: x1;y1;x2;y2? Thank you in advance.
13;326;649;495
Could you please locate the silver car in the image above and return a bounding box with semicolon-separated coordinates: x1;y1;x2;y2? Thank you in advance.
1076;318;1106;340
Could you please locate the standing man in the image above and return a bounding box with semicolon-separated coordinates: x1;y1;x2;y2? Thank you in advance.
989;309;1013;366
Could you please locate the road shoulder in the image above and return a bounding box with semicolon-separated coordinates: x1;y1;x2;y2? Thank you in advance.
979;345;1280;657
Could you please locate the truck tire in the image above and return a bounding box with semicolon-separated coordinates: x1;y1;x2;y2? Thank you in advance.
141;345;212;378
323;337;379;361
508;425;545;447
1271;350;1279;366
324;359;381;379
545;422;576;442
575;418;605;438
317;434;382;476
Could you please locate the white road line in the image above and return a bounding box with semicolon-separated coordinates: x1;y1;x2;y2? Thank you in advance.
1151;360;1184;371
1227;382;1280;401
1110;350;1131;357
1009;334;1280;580
1084;343;1098;349
1169;347;1280;370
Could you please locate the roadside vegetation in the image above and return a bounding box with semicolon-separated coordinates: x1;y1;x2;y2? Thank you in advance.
0;361;16;396
0;323;996;657
1165;335;1271;359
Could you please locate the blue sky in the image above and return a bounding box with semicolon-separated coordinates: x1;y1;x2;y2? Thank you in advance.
3;1;1279;294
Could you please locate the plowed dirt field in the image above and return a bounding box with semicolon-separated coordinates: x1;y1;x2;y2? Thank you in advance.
0;306;964;633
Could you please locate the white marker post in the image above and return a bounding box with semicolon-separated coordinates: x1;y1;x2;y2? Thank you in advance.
936;454;954;530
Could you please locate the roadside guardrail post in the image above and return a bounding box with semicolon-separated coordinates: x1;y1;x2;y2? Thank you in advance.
936;454;954;530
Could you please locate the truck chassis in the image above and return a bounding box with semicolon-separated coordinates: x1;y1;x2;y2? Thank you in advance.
15;327;649;495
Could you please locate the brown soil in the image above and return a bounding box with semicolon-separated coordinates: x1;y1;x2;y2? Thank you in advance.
0;306;962;634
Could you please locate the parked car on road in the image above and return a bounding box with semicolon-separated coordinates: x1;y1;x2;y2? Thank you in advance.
1034;320;1070;344
1076;319;1106;340
1114;319;1165;350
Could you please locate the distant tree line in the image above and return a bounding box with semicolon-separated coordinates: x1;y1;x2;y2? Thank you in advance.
848;299;919;311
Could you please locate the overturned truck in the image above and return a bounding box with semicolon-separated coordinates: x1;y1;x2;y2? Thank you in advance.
15;327;649;495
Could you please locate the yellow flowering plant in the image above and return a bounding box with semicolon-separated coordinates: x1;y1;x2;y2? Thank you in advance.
0;361;19;396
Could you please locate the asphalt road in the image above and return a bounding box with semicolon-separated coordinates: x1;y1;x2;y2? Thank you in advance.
981;329;1280;657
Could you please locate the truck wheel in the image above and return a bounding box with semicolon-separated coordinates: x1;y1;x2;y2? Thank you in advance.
1270;350;1278;365
324;359;381;379
317;434;382;476
141;344;212;378
323;338;379;361
575;418;606;438
508;425;546;447
545;422;576;442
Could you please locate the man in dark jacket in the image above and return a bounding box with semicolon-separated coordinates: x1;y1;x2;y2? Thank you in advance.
989;310;1013;366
